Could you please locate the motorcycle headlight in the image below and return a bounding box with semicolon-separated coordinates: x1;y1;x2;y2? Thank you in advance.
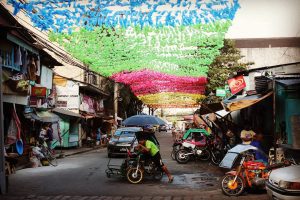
279;180;300;190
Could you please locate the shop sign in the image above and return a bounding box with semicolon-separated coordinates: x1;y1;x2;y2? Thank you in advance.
55;80;80;113
31;87;47;96
216;88;226;97
228;75;246;94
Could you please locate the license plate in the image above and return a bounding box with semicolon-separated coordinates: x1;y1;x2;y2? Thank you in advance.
120;148;127;152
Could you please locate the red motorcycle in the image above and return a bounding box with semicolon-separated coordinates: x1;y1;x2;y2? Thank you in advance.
220;144;290;196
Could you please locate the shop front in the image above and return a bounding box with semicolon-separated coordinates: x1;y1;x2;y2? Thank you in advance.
275;77;300;149
53;77;82;148
52;108;81;148
79;92;107;145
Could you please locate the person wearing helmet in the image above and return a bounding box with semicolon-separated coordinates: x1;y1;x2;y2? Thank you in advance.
136;135;174;183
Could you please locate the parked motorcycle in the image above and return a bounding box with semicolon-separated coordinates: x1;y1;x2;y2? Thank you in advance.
171;128;210;160
175;129;223;165
171;139;183;160
219;144;290;196
175;131;211;164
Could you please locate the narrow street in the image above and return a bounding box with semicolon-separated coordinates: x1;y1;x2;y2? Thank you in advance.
3;132;268;200
1;1;300;200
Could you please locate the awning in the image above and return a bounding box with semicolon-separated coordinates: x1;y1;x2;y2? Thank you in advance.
215;110;230;117
276;79;300;86
195;103;224;115
36;111;61;122
103;119;115;123
52;108;81;118
81;113;97;119
116;116;123;120
183;115;193;121
24;111;60;122
222;92;273;112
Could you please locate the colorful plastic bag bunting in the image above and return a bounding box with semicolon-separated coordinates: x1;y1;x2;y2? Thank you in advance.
8;0;240;108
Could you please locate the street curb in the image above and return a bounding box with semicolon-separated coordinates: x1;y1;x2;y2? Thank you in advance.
56;145;106;159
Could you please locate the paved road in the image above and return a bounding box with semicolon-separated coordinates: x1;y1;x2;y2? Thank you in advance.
2;131;268;200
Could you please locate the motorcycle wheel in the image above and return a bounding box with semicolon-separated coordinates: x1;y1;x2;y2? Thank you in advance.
171;150;176;160
126;167;143;184
176;149;190;164
199;149;211;161
211;149;223;165
171;145;180;160
221;175;244;196
152;168;164;181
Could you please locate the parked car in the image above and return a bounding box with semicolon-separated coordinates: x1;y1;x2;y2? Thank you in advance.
107;127;160;158
266;165;300;200
107;127;142;157
166;124;173;130
159;124;167;132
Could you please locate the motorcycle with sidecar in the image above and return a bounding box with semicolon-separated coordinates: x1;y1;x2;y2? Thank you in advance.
105;131;163;184
174;128;223;165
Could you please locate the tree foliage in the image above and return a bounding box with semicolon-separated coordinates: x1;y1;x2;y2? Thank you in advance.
202;39;253;103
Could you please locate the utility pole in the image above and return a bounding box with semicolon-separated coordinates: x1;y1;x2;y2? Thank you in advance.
114;82;118;124
0;57;6;194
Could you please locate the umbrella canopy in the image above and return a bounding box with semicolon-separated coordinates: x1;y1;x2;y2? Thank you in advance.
123;115;166;126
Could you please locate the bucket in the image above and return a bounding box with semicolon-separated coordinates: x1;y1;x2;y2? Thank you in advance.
16;139;24;155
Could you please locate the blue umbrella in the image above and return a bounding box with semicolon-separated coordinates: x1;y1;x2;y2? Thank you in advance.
123;115;166;126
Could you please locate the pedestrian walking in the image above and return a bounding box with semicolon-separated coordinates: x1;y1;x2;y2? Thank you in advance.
96;127;102;145
46;123;54;149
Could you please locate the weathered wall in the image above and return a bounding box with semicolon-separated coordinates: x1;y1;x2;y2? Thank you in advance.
53;65;84;82
226;0;300;39
240;47;300;69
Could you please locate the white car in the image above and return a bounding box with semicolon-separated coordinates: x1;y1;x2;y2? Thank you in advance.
266;165;300;200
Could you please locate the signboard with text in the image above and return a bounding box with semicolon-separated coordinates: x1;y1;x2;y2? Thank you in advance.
227;75;246;95
216;88;226;97
31;87;47;97
55;80;80;113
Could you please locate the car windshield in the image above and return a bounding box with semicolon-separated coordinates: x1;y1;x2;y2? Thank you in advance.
115;130;135;138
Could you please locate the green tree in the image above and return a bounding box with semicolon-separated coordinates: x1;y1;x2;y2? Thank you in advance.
104;82;144;119
203;39;253;103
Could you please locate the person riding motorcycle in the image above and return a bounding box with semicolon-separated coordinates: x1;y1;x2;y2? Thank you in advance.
136;125;174;183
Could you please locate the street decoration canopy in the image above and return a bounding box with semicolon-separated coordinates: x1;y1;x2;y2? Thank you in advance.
9;0;240;108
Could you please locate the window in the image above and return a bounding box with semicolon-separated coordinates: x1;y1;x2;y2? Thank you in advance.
0;48;21;71
84;72;98;86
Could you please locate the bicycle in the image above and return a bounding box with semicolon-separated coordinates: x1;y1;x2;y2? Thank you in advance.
36;139;58;167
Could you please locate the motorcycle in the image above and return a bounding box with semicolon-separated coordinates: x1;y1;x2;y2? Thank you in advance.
172;128;212;161
175;131;211;164
171;139;183;160
126;152;163;184
219;144;290;196
173;129;223;165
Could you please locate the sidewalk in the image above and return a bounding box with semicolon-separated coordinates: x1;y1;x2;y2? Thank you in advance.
55;144;106;158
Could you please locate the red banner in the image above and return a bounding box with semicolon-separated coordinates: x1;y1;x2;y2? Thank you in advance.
31;87;47;96
228;75;246;94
